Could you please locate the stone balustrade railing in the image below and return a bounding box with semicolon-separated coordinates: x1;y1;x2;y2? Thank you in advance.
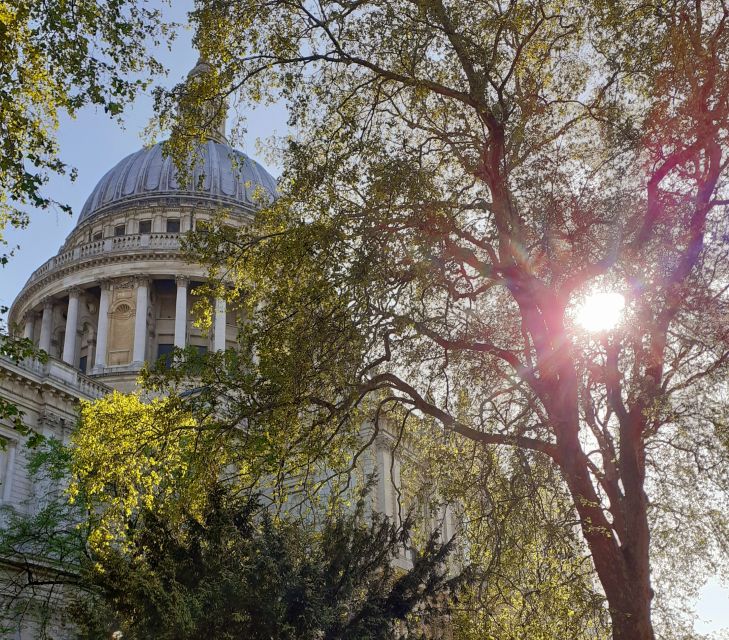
1;355;110;400
27;233;182;284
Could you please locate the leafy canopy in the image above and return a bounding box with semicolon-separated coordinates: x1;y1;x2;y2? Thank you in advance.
70;391;227;554
0;0;171;263
155;1;729;638
74;483;463;640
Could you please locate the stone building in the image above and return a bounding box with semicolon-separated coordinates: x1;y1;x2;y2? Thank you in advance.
0;64;444;639
8;134;277;392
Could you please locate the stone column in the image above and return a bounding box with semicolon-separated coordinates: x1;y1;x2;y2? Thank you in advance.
133;277;149;364
213;297;226;351
22;314;34;340
376;445;392;519
39;299;53;352
62;288;82;365
94;281;111;370
174;276;188;349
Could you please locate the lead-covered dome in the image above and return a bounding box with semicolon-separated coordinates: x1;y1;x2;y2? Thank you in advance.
77;139;277;224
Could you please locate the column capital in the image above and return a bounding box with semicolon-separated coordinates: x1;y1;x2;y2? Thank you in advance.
67;286;84;298
98;278;113;291
175;275;189;287
134;275;150;288
41;296;54;310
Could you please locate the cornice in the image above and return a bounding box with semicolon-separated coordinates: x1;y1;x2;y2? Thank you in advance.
9;249;205;324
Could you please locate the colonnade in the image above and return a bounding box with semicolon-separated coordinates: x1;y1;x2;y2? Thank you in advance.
21;277;228;371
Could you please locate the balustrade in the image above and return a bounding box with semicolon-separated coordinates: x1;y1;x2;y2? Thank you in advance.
26;232;182;285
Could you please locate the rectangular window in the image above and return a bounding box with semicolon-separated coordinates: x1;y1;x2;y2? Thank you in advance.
195;345;208;356
157;343;174;368
79;356;87;373
166;219;180;233
92;231;102;241
139;220;152;234
114;224;126;237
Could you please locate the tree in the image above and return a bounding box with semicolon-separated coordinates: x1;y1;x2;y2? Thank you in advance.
0;1;172;443
73;482;462;640
0;0;170;262
70;382;610;638
0;427;464;639
153;1;729;638
410;428;609;639
0;394;470;640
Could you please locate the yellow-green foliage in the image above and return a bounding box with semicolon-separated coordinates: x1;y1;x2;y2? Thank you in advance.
0;1;167;261
71;392;227;554
402;421;609;639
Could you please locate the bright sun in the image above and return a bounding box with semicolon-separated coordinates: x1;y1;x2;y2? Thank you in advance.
576;291;626;332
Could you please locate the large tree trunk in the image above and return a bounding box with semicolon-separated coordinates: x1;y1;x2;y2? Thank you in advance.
545;368;656;640
563;458;656;640
610;602;655;640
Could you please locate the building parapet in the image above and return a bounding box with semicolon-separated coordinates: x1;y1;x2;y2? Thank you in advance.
0;356;111;402
26;233;182;285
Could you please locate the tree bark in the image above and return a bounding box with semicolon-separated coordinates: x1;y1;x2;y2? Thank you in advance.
542;360;656;640
562;455;656;640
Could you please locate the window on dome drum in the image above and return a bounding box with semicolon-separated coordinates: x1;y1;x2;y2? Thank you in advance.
92;231;102;241
166;219;180;233
157;343;174;368
139;220;152;234
79;356;87;374
114;224;126;237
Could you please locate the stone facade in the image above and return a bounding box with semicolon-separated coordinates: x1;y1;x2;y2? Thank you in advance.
0;124;450;636
0;356;109;638
9;204;240;392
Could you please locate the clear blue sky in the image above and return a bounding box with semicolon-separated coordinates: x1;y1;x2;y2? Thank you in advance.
0;2;727;634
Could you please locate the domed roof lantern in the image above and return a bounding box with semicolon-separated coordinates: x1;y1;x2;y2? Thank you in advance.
185;56;228;144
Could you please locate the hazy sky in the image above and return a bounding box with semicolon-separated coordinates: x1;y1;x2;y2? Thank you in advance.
0;2;727;634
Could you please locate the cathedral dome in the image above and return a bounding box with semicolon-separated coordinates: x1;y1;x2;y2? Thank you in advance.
77;139;277;225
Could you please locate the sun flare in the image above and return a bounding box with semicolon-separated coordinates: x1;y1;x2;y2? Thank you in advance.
576;292;625;332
